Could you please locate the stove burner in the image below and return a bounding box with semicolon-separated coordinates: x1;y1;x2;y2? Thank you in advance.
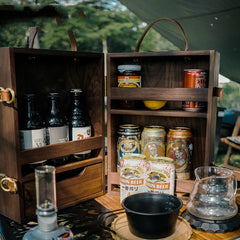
181;210;240;233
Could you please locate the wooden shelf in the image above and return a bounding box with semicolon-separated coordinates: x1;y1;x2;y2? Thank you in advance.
19;135;104;165
110;109;207;118
110;87;209;101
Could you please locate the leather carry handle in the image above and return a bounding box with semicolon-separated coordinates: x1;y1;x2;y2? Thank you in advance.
29;27;38;49
29;25;78;51
135;17;188;52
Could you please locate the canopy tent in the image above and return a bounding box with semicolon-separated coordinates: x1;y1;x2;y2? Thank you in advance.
119;0;240;84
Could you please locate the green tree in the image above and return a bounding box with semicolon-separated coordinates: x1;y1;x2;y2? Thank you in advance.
219;81;240;109
0;0;178;53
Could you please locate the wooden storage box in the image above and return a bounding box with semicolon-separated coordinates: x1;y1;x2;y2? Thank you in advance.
106;50;220;195
0;47;105;223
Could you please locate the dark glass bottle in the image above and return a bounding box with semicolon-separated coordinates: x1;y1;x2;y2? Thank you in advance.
69;89;92;160
19;93;47;176
45;92;69;166
19;93;46;150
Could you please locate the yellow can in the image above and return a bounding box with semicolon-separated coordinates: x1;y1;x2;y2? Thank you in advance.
141;126;166;160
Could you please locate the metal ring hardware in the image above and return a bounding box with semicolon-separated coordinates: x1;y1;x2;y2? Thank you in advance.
0;177;18;194
0;87;15;104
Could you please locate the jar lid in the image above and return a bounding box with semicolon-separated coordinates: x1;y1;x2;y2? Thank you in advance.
118;65;141;72
70;89;83;93
184;69;207;72
119;124;140;129
143;125;165;130
122;153;146;160
149;156;174;163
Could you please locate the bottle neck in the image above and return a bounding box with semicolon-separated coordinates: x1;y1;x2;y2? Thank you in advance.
72;94;84;114
46;95;67;127
21;95;43;129
70;92;91;127
27;99;37;119
50;98;61;115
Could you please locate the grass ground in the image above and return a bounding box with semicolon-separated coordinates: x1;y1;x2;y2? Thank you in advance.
215;152;240;168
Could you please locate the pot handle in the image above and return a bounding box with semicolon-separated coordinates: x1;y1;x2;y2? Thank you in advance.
135;17;188;52
97;209;124;235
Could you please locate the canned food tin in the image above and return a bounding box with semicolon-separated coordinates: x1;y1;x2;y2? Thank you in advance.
120;154;146;202
183;69;207;112
141;126;166;160
145;157;175;195
166;127;193;180
117;124;141;172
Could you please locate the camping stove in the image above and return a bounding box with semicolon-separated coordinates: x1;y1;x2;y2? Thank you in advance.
182;210;240;233
23;165;73;240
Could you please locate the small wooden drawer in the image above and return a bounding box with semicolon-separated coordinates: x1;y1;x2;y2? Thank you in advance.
23;163;104;218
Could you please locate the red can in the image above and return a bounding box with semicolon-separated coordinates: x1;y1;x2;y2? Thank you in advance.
183;69;207;112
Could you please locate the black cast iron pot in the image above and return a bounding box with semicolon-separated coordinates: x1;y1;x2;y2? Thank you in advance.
122;192;183;239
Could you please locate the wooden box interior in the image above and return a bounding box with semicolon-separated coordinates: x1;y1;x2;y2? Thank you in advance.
0;47;105;223
106;51;220;195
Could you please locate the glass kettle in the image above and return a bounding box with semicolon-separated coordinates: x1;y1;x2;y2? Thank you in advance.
187;166;238;220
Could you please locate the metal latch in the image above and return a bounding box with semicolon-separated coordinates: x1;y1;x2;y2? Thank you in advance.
0;174;18;194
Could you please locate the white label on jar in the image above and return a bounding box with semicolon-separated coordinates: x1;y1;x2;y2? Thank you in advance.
46;126;69;145
72;126;91;154
20;129;46;150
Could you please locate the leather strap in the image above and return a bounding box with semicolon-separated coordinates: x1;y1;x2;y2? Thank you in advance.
135;17;188;52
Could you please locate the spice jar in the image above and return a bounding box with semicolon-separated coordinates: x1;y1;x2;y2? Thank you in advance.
117;64;142;88
117;64;142;108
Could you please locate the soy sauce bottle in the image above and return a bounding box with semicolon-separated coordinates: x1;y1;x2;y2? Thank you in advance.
19;93;46;150
69;89;92;160
45;92;69;166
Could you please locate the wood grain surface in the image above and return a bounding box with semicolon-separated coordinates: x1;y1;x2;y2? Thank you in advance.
95;194;240;240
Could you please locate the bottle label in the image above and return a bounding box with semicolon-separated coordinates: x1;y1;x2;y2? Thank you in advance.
118;76;141;87
46;126;69;145
20;129;46;150
72;126;91;154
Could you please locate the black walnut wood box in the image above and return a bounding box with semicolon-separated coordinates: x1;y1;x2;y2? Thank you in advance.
0;47;105;223
106;50;221;195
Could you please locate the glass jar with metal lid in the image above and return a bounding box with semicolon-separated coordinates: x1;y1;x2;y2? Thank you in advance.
117;124;141;172
117;64;142;88
166;127;193;180
117;64;142;109
141;125;166;160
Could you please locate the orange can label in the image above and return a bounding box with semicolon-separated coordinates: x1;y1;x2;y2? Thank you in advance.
183;69;207;112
